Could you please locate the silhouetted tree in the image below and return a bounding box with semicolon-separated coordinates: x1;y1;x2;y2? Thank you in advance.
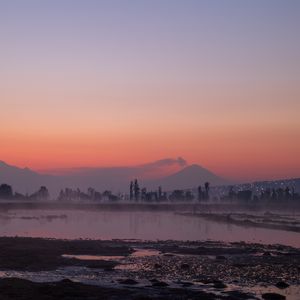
169;190;185;201
158;186;162;200
145;192;153;202
30;186;49;201
103;190;112;198
0;184;13;199
39;186;49;200
285;187;291;200
228;186;235;199
185;190;194;201
291;187;297;200
161;192;168;201
130;181;134;201
94;191;102;201
277;188;284;200
197;185;203;201
141;187;147;201
58;189;65;201
58;187;102;202
237;190;252;202
134;179;140;201
87;187;95;199
204;182;210;200
108;194;119;201
14;192;26;200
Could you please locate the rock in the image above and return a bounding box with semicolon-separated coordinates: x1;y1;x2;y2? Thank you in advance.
233;263;248;268
225;290;255;299
213;280;227;289
152;280;169;287
181;281;193;287
197;278;213;284
60;278;73;284
104;268;114;272
180;263;190;269
262;292;286;300
154;263;162;269
275;281;289;289
163;253;174;257
216;255;226;260
86;260;118;269
263;251;272;256
118;278;139;285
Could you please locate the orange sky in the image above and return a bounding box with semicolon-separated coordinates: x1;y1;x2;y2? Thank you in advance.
1;1;300;182
1;95;299;182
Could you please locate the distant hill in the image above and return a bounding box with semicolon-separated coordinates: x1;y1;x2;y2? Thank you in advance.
0;158;190;196
2;159;298;198
0;161;57;195
146;164;229;191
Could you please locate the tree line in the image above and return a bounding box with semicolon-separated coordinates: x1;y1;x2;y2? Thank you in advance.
222;186;300;202
0;184;49;201
0;180;299;203
129;179;210;202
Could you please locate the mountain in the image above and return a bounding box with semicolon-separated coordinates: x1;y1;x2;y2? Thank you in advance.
0;158;189;196
1;160;299;197
0;161;57;195
49;157;187;193
146;164;228;191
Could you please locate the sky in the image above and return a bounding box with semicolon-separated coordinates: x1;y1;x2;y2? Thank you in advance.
0;0;300;181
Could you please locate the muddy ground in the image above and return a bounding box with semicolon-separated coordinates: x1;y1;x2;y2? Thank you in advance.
0;237;299;299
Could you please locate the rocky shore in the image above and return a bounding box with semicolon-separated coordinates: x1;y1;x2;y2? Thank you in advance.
0;237;298;299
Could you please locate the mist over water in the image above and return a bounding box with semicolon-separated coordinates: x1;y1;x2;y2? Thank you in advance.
0;207;299;248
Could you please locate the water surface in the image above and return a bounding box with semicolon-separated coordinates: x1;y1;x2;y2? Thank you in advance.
0;208;299;247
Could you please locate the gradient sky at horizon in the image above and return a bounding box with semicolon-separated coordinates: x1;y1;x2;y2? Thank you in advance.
1;0;300;181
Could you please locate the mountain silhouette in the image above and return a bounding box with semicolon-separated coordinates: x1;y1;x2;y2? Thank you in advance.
0;158;190;195
0;161;57;195
146;164;228;190
1;160;299;197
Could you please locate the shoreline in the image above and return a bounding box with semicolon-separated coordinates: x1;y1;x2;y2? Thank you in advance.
0;201;300;212
179;212;300;233
0;237;299;299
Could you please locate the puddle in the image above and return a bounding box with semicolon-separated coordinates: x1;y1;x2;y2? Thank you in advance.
0;239;298;299
62;254;124;261
62;248;160;262
116;248;161;271
0;251;299;300
131;248;160;257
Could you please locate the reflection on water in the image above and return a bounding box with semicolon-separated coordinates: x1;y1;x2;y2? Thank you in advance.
0;209;299;247
62;248;160;262
62;254;125;261
131;248;160;257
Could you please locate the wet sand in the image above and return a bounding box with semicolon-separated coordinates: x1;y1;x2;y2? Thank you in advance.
0;237;299;299
0;277;254;300
0;202;299;299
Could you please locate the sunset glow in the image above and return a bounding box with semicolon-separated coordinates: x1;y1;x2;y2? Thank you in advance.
1;0;299;182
